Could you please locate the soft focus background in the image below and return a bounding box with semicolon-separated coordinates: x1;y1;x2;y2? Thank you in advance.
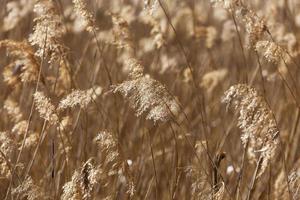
0;0;299;199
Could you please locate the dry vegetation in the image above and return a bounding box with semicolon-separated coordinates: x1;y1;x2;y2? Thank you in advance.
0;0;300;199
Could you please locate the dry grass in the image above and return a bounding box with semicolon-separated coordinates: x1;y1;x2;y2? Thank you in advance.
0;0;300;199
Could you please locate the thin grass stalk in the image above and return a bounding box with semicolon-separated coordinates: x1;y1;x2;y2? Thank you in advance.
262;96;293;200
157;4;222;195
92;29;113;85
289;108;300;164
267;163;272;200
255;51;266;95
4;26;49;200
157;0;210;145
146;129;158;200
24;120;48;177
0;149;21;184
246;156;263;200
169;122;179;200
171;120;234;200
229;5;249;83
235;140;249;200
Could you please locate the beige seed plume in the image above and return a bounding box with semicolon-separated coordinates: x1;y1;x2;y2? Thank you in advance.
200;68;228;94
255;41;284;64
12;120;28;136
0;132;12;189
205;26;218;49
12;176;46;200
33;91;58;125
72;0;96;33
0;132;16;161
222;84;279;176
213;182;225;200
94;131;120;170
0;40;39;84
274;158;300;200
80;160;101;199
112;58;179;123
210;0;234;10
2;0;34;31
0;161;11;183
58;86;102;110
4;98;23;123
144;0;158;15
61;159;101;200
211;1;267;47
111;13;134;55
236;6;266;47
29;0;67;63
61;170;84;200
94;130;136;197
140;15;166;49
185;166;211;199
287;170;300;200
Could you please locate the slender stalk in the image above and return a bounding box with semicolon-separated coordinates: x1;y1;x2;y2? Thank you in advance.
235;140;249;200
246;156;263;200
146;130;158;200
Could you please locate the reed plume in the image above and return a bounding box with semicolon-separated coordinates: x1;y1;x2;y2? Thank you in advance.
72;0;96;33
33;91;58;125
222;84;279;176
29;0;67;63
61;159;101;200
58;86;102;110
112;58;179;123
0;40;39;84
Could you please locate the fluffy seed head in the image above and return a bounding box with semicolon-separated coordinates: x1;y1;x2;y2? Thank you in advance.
12;176;46;200
0;40;39;84
29;0;67;63
222;84;279;176
4;98;23;123
0;132;16;160
274;158;300;200
72;0;96;32
255;41;284;63
33;91;58;125
113;75;179;123
2;0;34;31
94;131;120;170
200;68;228;94
58;86;102;110
61;159;101;200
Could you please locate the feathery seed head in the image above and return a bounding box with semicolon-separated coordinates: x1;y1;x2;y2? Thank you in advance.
235;7;266;47
113;75;179;123
210;0;235;10
200;68;228;94
4;98;23;123
2;0;34;31
58;86;102;110
33;91;58;125
72;0;96;33
12;176;46;200
275;160;300;200
0;132;16;160
255;41;284;64
61;159;101;200
111;13;134;54
94;131;120;168
127;58;144;79
0;40;39;84
113;59;179;123
29;0;67;63
222;84;279;176
144;0;158;15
